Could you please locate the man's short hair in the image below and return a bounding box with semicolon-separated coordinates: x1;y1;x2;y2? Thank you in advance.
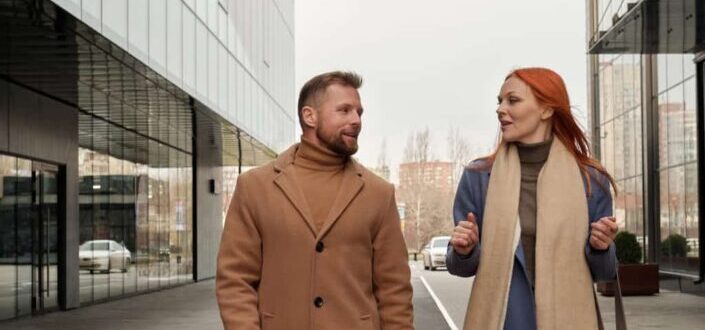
297;71;363;128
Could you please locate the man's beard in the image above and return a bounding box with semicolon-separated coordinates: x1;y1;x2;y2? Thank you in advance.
316;127;359;157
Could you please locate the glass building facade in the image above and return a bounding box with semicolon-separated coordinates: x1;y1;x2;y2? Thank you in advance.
587;0;704;280
0;0;295;321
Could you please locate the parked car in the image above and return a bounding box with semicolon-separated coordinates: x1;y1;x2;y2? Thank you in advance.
422;236;451;271
79;240;132;274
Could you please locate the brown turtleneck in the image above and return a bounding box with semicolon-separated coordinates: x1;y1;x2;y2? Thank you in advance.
292;137;346;233
517;137;552;287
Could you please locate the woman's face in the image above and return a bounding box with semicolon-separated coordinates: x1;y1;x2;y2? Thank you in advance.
496;76;553;144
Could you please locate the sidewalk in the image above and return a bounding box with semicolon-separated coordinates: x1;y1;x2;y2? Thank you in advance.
2;276;704;329
3;280;222;330
2;276;449;330
597;287;705;329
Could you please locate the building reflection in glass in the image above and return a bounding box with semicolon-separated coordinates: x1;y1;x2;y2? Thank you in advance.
78;113;192;305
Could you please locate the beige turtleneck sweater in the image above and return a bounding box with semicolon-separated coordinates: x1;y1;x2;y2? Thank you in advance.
292;137;347;233
517;137;552;287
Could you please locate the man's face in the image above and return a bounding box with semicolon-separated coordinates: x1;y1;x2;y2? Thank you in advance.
311;84;363;156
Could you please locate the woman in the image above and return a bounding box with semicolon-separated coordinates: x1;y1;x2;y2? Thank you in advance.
446;67;619;330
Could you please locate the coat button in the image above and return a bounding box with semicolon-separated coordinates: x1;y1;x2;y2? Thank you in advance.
314;296;324;308
315;241;325;253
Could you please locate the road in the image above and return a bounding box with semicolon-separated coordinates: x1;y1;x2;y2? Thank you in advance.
410;260;470;329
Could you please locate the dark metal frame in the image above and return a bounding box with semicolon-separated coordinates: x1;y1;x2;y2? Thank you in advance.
643;54;660;264
696;53;705;284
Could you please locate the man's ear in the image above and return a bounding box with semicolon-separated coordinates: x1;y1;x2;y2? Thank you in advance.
540;106;554;120
301;106;318;128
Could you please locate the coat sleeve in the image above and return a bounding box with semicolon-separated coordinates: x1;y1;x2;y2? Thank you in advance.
372;186;414;330
216;174;262;330
446;169;482;278
585;176;618;282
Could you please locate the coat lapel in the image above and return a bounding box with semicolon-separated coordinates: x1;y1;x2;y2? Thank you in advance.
272;144;366;239
273;145;318;236
316;161;365;240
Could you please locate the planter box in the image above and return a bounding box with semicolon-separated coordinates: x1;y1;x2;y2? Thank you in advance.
597;263;659;296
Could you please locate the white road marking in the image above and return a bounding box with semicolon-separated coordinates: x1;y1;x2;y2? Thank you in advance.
419;275;459;330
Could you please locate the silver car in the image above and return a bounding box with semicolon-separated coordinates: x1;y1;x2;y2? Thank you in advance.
422;236;451;271
79;240;132;274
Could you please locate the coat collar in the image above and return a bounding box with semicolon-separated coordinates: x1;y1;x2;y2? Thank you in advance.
273;143;365;239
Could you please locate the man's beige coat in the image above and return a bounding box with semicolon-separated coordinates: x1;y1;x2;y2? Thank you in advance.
216;144;414;330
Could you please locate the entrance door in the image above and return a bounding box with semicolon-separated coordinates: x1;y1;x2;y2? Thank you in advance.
31;162;59;314
0;156;61;320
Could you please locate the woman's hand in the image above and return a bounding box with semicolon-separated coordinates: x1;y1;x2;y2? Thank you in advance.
589;216;618;250
451;212;479;256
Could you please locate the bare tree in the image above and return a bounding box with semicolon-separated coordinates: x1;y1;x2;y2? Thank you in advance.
447;126;472;191
377;137;388;170
398;127;455;250
403;127;431;164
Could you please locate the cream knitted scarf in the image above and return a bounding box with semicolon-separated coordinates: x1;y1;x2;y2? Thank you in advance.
463;138;598;330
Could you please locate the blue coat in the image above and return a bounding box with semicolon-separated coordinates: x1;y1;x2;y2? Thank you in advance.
446;161;617;330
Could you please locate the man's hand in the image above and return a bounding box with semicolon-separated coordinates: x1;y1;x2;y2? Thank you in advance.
589;216;618;250
450;212;479;256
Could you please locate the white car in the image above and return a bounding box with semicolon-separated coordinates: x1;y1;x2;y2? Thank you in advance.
422;236;451;271
79;240;132;274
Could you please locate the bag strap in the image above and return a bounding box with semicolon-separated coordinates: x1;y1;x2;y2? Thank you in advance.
593;269;627;330
614;270;627;330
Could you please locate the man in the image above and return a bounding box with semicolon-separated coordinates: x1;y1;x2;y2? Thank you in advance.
216;71;414;330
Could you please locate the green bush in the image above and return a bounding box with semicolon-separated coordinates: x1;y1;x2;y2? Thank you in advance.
614;231;642;264
660;234;690;258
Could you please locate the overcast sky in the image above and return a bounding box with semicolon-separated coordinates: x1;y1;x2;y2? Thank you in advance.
295;0;588;183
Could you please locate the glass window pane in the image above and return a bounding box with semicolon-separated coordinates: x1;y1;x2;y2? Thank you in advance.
79;148;94;302
108;129;125;299
613;114;624;180
0;155;17;320
186;154;193;281
91;136;109;302
136;156;149;292
123;154;137;295
15;158;31;316
659;169;671;269
148;141;160;289
666;166;686;272
684;55;696;79
667;55;684;90
169;149;178;286
666;84;685;166
685;162;699;273
160;144;170;289
635;106;643;176
636;176;646;254
684;78;697;163
657;54;668;94
657;92;669;168
613;55;624;117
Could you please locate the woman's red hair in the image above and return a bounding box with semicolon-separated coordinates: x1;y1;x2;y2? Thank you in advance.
474;67;616;195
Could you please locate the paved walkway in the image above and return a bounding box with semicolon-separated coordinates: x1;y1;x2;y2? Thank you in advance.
3;280;223;330
2;275;449;330
597;288;705;329
2;271;704;329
